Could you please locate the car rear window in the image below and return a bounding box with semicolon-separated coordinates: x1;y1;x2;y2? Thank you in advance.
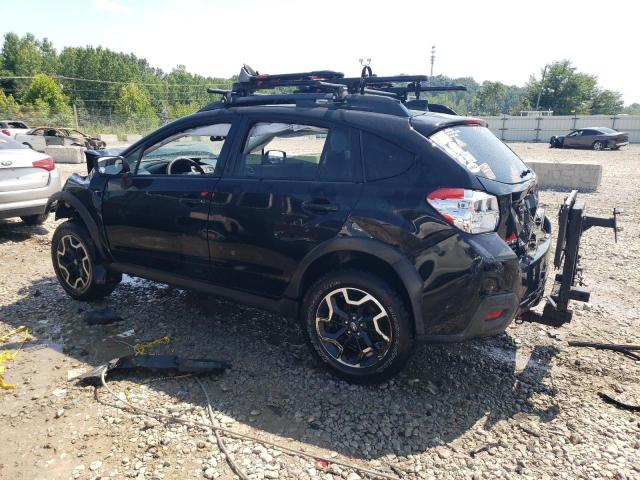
0;136;26;150
8;121;28;129
429;126;531;184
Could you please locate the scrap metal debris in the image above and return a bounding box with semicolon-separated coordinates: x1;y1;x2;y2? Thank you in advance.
568;340;640;361
77;354;231;386
569;340;639;411
84;307;123;325
598;392;640;412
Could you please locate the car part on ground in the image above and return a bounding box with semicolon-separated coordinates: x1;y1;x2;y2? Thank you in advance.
77;354;231;386
0;133;61;223
47;65;616;383
568;340;640;411
84;307;123;325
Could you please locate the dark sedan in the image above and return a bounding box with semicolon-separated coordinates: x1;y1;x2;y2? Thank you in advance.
550;127;629;150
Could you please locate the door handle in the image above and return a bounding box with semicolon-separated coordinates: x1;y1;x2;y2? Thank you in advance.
302;200;339;212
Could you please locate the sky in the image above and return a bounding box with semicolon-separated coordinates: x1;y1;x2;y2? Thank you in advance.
2;0;639;104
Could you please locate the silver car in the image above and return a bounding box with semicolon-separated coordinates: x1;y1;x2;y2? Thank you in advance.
0;134;61;225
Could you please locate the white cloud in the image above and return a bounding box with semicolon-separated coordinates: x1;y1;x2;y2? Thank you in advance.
94;0;130;14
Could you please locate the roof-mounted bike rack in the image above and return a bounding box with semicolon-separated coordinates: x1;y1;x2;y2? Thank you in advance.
200;64;468;116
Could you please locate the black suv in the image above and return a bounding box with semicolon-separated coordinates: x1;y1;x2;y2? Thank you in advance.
49;67;550;383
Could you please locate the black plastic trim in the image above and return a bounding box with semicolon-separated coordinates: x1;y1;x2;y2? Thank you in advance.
110;263;298;318
416;292;519;343
285;236;426;335
47;191;109;261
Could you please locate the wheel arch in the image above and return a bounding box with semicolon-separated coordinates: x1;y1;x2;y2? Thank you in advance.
47;191;110;261
287;238;425;335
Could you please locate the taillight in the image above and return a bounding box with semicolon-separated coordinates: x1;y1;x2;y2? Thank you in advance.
426;188;500;234
484;309;503;321
1;129;10;136
32;156;55;171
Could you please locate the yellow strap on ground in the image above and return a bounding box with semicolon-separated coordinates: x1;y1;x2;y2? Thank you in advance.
0;326;29;344
0;326;31;390
132;336;171;356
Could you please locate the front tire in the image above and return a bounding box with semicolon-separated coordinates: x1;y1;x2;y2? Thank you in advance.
51;220;120;301
301;269;415;384
21;213;48;225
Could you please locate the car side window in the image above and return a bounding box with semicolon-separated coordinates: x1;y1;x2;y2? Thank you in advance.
135;123;231;176
235;122;360;181
361;131;414;181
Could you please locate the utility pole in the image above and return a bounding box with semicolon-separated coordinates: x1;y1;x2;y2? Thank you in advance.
535;64;548;112
429;46;436;83
73;103;79;129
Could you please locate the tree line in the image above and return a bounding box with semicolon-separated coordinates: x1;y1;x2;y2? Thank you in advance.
0;32;635;134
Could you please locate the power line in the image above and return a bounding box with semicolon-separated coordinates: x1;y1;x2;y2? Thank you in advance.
0;75;232;88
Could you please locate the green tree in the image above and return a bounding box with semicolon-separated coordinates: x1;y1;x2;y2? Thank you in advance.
21;74;70;115
473;81;509;115
590;89;624;114
525;60;598;115
0;89;19;117
114;82;158;130
623;103;640;115
0;33;59;97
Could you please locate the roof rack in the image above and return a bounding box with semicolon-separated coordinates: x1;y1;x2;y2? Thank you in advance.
201;64;467;117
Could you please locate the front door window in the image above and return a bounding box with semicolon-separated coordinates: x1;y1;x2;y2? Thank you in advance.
136;123;231;176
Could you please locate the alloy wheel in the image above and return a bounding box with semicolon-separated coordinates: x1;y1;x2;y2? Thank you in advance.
593;141;603;151
56;234;91;291
315;287;393;368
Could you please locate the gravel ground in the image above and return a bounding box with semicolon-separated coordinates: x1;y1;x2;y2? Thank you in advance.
1;143;639;480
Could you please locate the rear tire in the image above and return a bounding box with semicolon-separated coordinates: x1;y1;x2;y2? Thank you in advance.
593;141;604;151
20;213;48;225
51;220;120;301
301;269;415;384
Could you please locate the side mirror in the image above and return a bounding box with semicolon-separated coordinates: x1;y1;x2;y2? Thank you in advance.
262;149;286;165
96;156;130;176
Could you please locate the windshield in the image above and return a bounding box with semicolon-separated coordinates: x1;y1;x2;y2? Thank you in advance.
429;126;531;184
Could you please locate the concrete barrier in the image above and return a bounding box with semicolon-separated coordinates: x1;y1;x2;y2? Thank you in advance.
124;134;142;143
524;160;602;192
45;146;86;164
98;134;118;145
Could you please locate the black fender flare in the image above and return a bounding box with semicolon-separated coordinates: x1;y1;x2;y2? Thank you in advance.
285;237;426;335
47;191;110;261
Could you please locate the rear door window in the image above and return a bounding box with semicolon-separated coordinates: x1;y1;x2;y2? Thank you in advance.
236;122;361;182
361;132;414;181
429;126;531;184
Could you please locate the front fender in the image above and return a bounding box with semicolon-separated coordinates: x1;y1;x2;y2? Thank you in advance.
285;237;426;335
47;190;111;261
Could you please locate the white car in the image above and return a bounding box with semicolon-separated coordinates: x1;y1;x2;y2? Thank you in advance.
0;120;30;138
0;134;61;225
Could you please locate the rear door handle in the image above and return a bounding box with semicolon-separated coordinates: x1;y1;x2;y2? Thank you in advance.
302;201;339;212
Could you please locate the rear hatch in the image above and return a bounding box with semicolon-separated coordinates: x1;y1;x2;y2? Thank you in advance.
426;124;543;256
